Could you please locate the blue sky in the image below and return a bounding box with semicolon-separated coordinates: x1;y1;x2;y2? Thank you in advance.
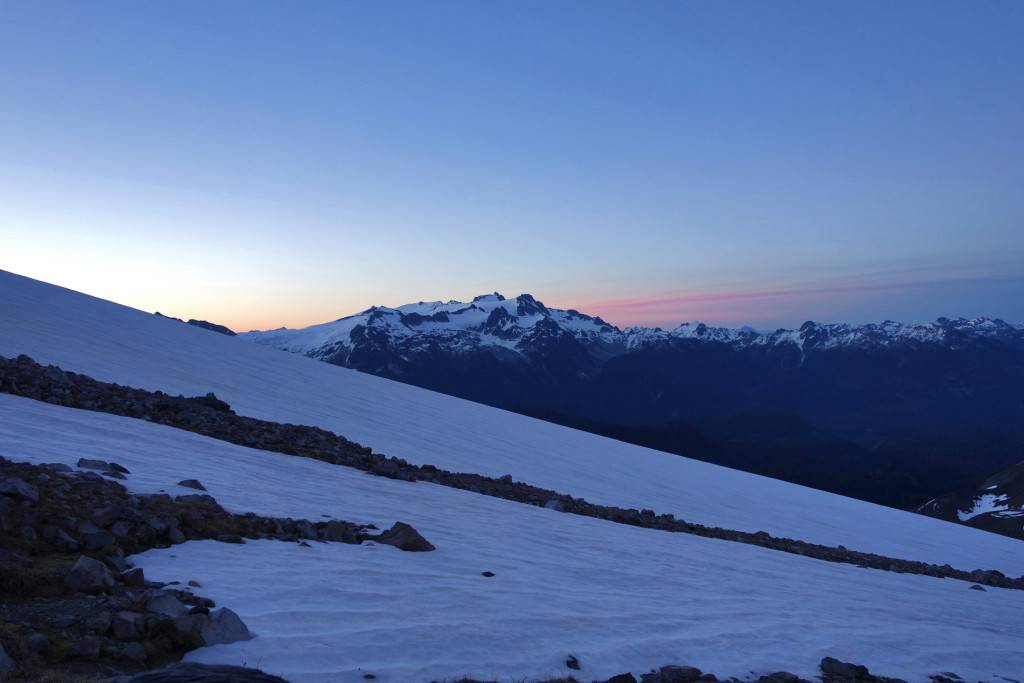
2;1;1022;331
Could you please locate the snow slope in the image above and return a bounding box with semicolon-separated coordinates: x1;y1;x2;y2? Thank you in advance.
3;269;1024;680
1;270;1022;574
2;393;1023;683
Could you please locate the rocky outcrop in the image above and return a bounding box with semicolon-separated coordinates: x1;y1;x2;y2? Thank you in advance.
0;353;1018;592
129;662;287;682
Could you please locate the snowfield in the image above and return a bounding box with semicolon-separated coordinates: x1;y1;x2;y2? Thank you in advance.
2;269;1024;681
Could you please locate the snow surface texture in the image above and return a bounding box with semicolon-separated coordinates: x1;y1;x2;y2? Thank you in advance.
2;269;1024;680
2;393;1023;683
1;270;1021;573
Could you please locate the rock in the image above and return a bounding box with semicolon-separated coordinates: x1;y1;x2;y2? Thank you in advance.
83;608;113;633
41;462;72;472
566;655;580;670
65;555;115;594
168;527;186;544
0;477;39;503
128;662;288;682
103;470;128;480
67;636;101;659
200;607;253;646
375;521;435;552
481;571;495;577
322;520;357;543
43;525;82;550
122;641;148;661
820;657;870;680
969;584;987;591
760;673;798;683
123;567;146;587
642;666;704;682
27;633;50;653
604;675;639;683
51;613;77;628
0;548;31;567
105;551;128;573
77;458;113;471
0;642;17;673
177;479;206;491
145;590;189;618
217;534;244;544
86;529;116;550
113;610;146;639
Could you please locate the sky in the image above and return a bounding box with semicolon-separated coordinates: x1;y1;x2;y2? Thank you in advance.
2;0;1022;332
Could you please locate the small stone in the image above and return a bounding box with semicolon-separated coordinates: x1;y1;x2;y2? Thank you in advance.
481;571;495;577
177;479;206;491
969;584;987;591
566;655;580;670
188;580;200;587
77;458;112;471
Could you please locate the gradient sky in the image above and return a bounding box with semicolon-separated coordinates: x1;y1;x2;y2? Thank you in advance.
2;1;1022;332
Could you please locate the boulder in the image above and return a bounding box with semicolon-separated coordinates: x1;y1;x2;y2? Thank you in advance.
604;675;639;683
145;589;189;618
0;477;39;503
65;555;115;594
122;641;148;661
0;643;16;673
177;479;206;491
322;520;358;543
820;657;870;680
112;611;147;640
375;521;435;552
642;666;704;683
200;607;253;646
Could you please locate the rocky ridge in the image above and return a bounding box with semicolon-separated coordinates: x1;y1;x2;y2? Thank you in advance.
1;353;1019;593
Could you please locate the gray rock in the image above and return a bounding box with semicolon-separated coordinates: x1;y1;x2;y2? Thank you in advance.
128;662;288;682
0;548;31;567
83;608;113;633
200;607;253;646
168;527;186;544
122;567;146;587
0;477;39;503
820;657;870;680
145;589;189;618
86;529;116;550
0;642;17;673
68;636;101;659
51;613;77;628
41;462;72;472
177;479;206;491
969;584;987;591
65;555;115;594
27;633;50;653
78;458;113;471
375;521;435;552
105;551;128;573
322;520;358;543
604;675;639;683
641;666;704;683
112;611;146;639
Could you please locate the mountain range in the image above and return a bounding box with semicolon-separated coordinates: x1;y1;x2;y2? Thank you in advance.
239;293;1024;516
2;269;1024;681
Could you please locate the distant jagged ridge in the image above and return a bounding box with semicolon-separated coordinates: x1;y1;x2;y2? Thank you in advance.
240;291;1024;363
